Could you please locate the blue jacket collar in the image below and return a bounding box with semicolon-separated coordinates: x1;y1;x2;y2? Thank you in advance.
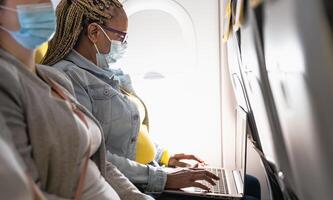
65;50;116;80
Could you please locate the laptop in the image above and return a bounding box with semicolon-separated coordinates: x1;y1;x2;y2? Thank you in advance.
164;106;249;199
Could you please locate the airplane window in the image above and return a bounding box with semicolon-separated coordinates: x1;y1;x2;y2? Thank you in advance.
118;0;222;166
120;10;194;75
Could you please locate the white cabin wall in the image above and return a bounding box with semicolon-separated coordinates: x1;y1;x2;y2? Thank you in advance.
121;0;223;167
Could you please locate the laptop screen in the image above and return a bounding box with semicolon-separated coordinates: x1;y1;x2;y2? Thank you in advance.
234;106;248;194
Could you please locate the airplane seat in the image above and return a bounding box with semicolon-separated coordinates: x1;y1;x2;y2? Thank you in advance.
227;33;274;200
251;1;264;47
227;1;299;199
237;2;298;200
323;0;333;30
227;33;264;147
227;35;248;113
226;2;285;199
263;0;333;199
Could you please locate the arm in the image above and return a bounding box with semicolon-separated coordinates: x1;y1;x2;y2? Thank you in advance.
53;67;167;194
105;160;155;200
108;153;220;194
155;143;206;168
58;68;168;192
107;151;167;193
0;70;72;200
42;193;70;200
108;151;220;193
0;137;33;200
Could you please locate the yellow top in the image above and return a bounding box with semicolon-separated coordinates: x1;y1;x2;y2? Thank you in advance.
126;93;170;165
135;124;156;164
35;43;48;64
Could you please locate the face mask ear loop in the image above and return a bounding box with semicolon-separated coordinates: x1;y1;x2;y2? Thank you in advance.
0;26;11;33
93;42;100;55
0;6;18;32
94;42;109;68
95;24;115;58
96;24;112;42
0;5;17;12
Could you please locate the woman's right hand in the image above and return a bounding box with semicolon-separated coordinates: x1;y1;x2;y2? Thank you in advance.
165;168;220;191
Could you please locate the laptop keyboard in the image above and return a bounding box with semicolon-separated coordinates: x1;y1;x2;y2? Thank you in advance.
194;168;229;194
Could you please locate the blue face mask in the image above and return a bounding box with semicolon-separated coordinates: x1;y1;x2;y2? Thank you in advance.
94;25;128;69
0;3;56;49
106;40;128;64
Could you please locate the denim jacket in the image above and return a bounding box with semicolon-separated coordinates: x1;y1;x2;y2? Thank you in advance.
52;50;167;192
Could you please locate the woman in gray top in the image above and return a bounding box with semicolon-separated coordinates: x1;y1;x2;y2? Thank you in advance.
43;0;219;194
0;114;35;200
0;0;153;199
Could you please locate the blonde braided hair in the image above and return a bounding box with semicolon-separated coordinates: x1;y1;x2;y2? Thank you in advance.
43;0;122;65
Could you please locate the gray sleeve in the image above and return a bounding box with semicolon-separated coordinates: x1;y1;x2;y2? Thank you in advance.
107;151;167;193
42;193;71;200
104;160;155;200
37;65;76;97
0;138;33;200
0;71;40;183
0;70;72;200
0;114;32;200
0;114;15;146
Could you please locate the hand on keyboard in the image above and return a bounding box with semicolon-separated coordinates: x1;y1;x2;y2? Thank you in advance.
195;168;229;194
168;153;206;168
165;168;220;191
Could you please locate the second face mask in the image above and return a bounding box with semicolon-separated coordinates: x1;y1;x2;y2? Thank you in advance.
0;3;56;49
94;25;128;69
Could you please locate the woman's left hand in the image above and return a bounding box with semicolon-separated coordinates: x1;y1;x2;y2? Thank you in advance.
168;153;206;168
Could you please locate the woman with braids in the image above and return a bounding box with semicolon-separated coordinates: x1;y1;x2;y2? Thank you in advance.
0;0;154;199
43;0;222;196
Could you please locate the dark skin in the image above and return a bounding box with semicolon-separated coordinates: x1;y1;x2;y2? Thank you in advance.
74;6;219;191
74;6;128;65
